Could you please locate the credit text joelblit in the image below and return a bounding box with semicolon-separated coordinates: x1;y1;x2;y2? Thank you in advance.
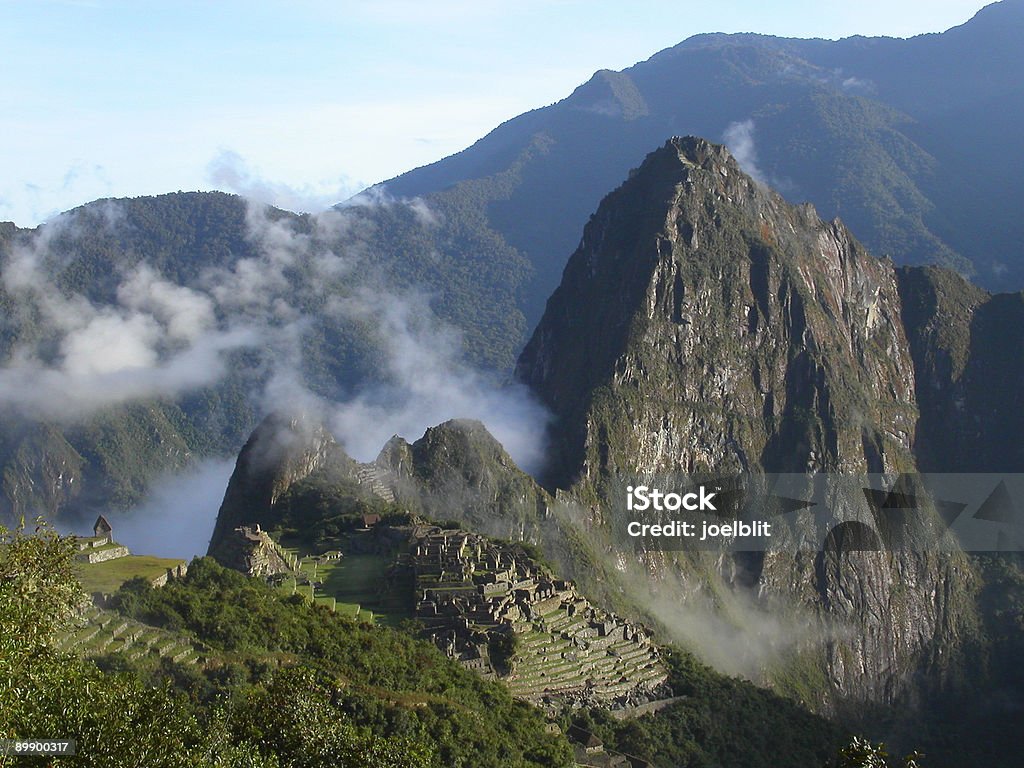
625;485;772;540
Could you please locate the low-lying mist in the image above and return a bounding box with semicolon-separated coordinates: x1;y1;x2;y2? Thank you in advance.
547;500;833;682
104;459;237;560
1;190;550;556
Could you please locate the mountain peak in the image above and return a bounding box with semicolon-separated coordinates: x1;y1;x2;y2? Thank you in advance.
206;412;351;561
662;135;735;169
518;134;915;486
627;136;772;210
966;0;1024;26
514;140;971;708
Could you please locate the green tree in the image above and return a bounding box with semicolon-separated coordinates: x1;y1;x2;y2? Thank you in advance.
832;737;924;768
229;667;436;768
0;518;86;708
0;520;269;766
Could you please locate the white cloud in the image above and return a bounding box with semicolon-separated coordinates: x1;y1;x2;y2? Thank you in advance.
722;119;765;184
0;208;267;420
60;312;160;377
103;459;238;560
841;75;874;94
207;150;359;214
325;284;550;474
118;265;216;343
0;195;551;477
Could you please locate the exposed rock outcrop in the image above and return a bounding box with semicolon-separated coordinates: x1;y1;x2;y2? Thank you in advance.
207;412;352;562
516;137;973;710
215;524;292;578
374;419;553;541
897;265;1024;472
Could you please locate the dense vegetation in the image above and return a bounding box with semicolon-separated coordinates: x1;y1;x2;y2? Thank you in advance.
567;650;846;768
107;557;571;768
2;522;572;767
4;521;877;767
272;475;400;545
106;559;860;768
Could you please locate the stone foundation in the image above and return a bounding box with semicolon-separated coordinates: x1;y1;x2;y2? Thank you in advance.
76;545;130;564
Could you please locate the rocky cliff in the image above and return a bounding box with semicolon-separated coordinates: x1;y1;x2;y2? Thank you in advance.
518;137;920;484
207;415;557;561
375;419;554;542
207;413;352;562
897;265;1024;472
214;524;293;577
517;137;973;711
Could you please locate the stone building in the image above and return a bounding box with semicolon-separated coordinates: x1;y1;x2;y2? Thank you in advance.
93;515;113;541
408;525;668;708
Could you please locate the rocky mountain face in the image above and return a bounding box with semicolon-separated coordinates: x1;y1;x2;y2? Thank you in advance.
0;424;84;524
0;407;194;526
516;137;974;711
210;415;556;557
518;136;919;484
897;266;1024;472
376;419;554;542
207;413;352;563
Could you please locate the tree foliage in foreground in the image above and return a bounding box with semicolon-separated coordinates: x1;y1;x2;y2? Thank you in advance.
0;525;571;767
830;737;924;768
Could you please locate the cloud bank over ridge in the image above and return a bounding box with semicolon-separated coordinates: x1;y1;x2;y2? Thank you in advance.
0;193;550;475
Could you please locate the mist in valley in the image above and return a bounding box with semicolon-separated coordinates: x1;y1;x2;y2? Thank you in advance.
1;190;550;558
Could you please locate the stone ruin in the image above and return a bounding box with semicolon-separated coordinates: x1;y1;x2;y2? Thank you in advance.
410;526;668;709
75;516;188;589
218;524;293;577
74;514;129;564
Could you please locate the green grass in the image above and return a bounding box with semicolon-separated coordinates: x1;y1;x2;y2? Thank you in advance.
77;555;186;595
314;595;337;612
277;576;298;596
76;536;108;548
321;554;385;596
86;541;126;553
278;540;411;627
336;603;361;619
55;608;205;669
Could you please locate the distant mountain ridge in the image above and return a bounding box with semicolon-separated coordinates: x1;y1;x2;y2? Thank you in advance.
380;0;1024;328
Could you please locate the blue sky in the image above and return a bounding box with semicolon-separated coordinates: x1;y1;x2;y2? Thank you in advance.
1;0;994;225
